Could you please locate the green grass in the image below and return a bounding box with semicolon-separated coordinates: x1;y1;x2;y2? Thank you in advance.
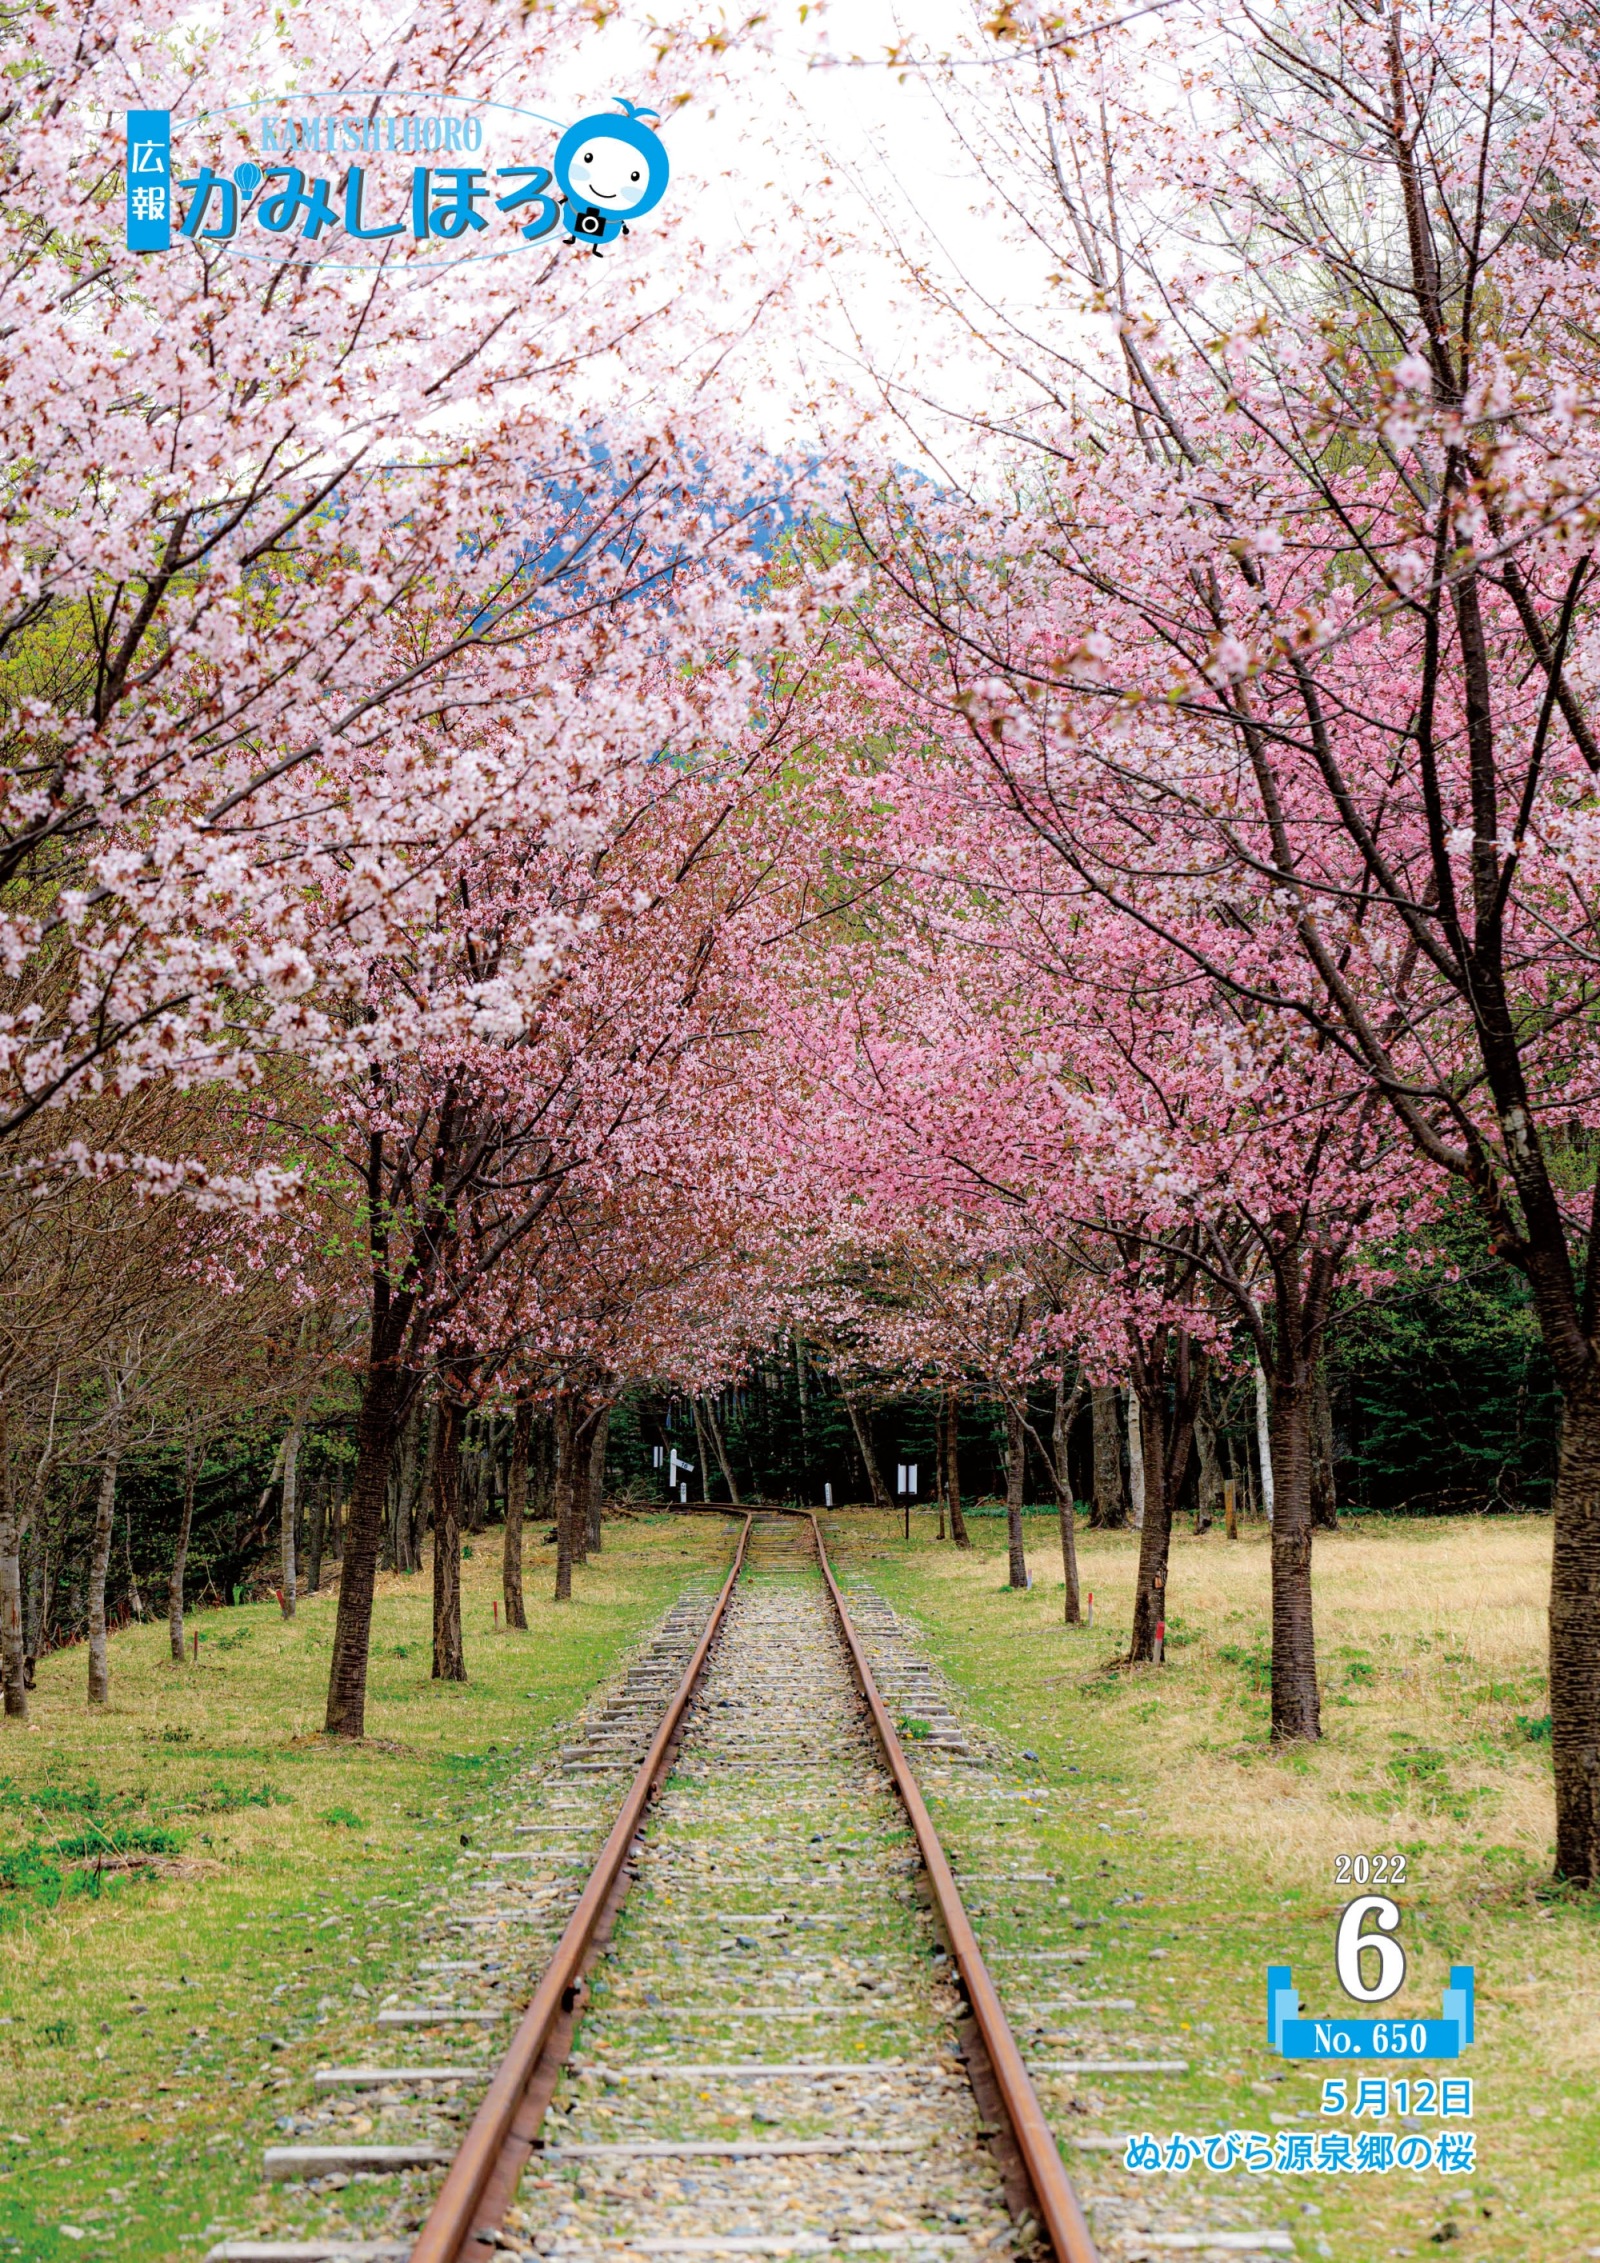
0;1516;728;2263
832;1506;1597;2263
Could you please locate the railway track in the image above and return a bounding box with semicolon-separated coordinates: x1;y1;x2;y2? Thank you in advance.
206;1512;1101;2263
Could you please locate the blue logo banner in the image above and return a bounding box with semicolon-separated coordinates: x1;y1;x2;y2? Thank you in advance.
1267;1963;1475;2060
126;110;172;252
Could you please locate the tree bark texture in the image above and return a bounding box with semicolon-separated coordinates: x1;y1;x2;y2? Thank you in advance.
86;1444;121;1708
23;1519;41;1680
843;1391;892;1508
387;1396;423;1572
944;1384;969;1546
1090;1387;1129;1527
1549;1371;1600;1882
1052;1373;1084;1622
431;1392;466;1682
0;1440;24;1720
1268;1373;1319;1740
586;1406;609;1553
692;1398;716;1500
702;1395;741;1503
1128;1334;1205;1664
795;1338;811;1495
1194;1393;1223;1532
504;1395;530;1631
553;1390;575;1603
1126;1389;1145;1531
1310;1361;1339;1529
324;1360;406;1737
1050;1366;1090;1620
168;1424;199;1663
570;1406;596;1566
279;1422;300;1618
934;1394;947;1540
1004;1400;1028;1589
1128;1389;1169;1662
307;1477;327;1597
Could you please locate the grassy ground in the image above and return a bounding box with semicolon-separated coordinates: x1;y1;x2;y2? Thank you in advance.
832;1506;1597;2263
0;1516;727;2263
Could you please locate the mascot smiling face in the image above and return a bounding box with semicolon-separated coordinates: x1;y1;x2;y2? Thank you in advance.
553;99;671;250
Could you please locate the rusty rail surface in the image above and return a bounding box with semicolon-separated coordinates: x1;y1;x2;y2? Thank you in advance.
806;1510;1101;2263
409;1503;1100;2263
408;1511;752;2263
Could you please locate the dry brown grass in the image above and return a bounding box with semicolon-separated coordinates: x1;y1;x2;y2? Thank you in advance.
845;1508;1598;2262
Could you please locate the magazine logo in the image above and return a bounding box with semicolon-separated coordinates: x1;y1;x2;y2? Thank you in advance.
122;94;669;268
1267;1897;1475;2062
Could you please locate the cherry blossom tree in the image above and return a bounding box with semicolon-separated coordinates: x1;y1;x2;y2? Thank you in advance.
0;0;789;1188
805;0;1600;1872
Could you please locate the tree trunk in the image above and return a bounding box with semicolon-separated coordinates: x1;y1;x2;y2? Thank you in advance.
431;1392;466;1682
553;1390;575;1603
531;1406;554;1525
386;1397;418;1572
1268;1370;1319;1741
324;1360;407;1738
586;1406;609;1553
1128;1386;1171;1663
1004;1400;1028;1589
1550;1370;1600;1882
87;1442;121;1707
1127;1331;1204;1664
1052;1374;1083;1623
307;1474;327;1597
1126;1389;1146;1531
944;1383;969;1547
1195;1392;1223;1532
279;1422;299;1618
571;1406;594;1565
795;1338;810;1499
504;1396;530;1630
408;1399;433;1571
464;1417;488;1535
692;1398;716;1499
387;1397;415;1571
123;1517;144;1621
702;1395;741;1504
1090;1386;1129;1527
843;1390;892;1508
1310;1360;1339;1529
0;1428;26;1719
167;1430;199;1665
21;1517;39;1689
934;1393;947;1539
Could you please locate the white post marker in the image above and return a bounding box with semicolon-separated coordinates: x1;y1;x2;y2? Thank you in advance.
824;1483;833;1507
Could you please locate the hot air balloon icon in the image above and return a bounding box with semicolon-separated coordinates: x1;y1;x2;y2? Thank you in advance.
232;162;263;204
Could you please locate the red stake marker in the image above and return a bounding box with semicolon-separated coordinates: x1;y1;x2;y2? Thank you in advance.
1156;1617;1166;1664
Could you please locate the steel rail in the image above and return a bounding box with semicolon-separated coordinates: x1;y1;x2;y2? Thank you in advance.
806;1510;1102;2263
409;1511;753;2263
409;1503;1098;2263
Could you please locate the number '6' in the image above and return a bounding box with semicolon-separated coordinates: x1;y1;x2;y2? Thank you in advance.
1335;1893;1407;2002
